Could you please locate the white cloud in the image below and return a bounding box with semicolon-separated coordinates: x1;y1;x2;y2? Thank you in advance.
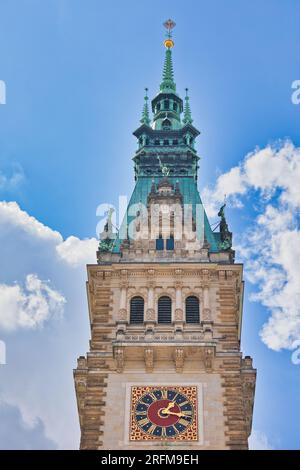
203;141;300;352
0;401;57;450
0;274;65;332
56;235;98;267
0;200;98;448
249;430;274;450
0;201;62;243
0;166;25;191
202;141;300;217
0;201;97;266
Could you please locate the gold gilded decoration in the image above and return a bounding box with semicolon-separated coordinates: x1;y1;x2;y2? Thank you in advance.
164;38;174;49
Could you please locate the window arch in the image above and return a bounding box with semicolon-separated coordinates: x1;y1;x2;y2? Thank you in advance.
158;296;172;324
185;296;200;323
162;118;171;130
130;296;144;324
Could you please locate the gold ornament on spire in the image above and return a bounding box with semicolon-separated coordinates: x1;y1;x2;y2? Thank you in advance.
163;19;176;48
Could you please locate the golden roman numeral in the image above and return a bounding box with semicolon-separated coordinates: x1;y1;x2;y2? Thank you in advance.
148;424;156;434
179;418;190;426
138;417;150;426
162;389;168;399
179;400;189;406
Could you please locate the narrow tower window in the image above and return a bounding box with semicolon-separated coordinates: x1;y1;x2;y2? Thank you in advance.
185;296;200;323
130;296;144;324
158;296;172;323
162;118;171;130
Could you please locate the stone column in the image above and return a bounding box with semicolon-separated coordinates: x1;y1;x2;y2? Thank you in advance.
174;269;183;338
145;270;156;339
202;284;213;339
116;272;128;339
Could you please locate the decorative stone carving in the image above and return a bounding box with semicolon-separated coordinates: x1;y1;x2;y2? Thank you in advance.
202;307;211;322
116;324;126;340
175;308;183;321
75;379;87;392
241;356;256;436
144;348;154;373
118;308;127;321
174;348;184;373
202;269;209;282
77;356;87;369
114;348;124;373
145;308;155;321
204;347;214;371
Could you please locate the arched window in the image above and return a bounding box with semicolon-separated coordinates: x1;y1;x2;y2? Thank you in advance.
164;99;170;110
173;102;178;111
130;296;144;324
158;296;172;324
185;296;200;323
162;118;171;130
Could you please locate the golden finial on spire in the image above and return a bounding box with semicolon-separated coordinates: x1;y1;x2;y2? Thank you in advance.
163;19;176;49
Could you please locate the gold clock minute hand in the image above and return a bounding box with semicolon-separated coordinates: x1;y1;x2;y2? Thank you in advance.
162;401;175;414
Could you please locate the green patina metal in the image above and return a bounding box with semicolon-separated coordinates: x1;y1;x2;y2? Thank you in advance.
183;88;193;125
112;176;220;253
160;48;176;93
140;88;151;126
111;30;230;255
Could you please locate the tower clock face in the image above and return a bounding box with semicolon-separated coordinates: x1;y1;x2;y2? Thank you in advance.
130;386;198;441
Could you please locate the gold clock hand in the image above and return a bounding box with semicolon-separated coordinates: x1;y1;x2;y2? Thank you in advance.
161;401;175;414
161;410;186;418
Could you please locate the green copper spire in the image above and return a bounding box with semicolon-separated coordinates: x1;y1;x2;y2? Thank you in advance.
160;19;176;93
183;88;193;124
160;48;176;92
140;88;151;125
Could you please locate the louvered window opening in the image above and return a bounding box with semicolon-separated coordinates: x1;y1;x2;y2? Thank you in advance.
186;296;200;323
158;296;172;324
130;296;144;324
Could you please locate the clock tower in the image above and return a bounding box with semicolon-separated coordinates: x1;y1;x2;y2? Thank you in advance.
74;20;256;450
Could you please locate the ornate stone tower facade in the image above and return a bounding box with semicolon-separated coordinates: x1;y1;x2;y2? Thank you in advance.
74;20;256;450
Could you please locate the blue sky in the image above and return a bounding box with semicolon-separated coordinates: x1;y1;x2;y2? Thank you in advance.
0;0;300;449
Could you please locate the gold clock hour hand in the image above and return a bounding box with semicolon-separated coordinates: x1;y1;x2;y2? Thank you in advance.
161;410;186;418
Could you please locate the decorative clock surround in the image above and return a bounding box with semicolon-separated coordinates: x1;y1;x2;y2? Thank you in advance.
130;386;198;441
